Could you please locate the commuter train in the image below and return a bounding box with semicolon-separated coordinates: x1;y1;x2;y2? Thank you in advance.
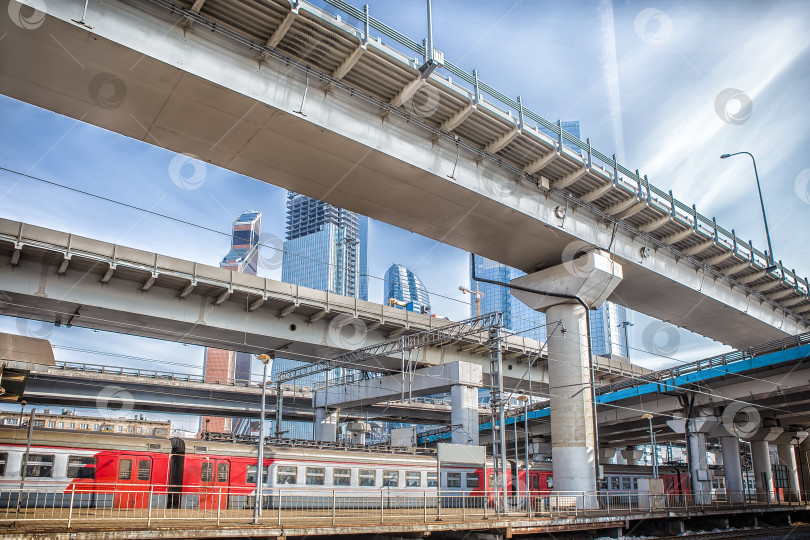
0;426;701;509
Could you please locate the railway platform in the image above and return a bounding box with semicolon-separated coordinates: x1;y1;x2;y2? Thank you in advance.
0;490;808;539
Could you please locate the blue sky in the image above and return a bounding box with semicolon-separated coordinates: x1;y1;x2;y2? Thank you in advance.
1;0;809;428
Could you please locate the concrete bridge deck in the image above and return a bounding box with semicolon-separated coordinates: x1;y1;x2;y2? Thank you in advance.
1;0;808;348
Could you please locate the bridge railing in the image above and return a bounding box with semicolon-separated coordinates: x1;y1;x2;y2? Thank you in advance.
597;330;810;395
0;483;804;530
49;361;313;394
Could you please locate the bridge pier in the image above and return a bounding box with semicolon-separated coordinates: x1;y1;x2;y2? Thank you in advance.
712;424;745;503
748;422;782;502
511;250;623;502
774;428;809;502
450;383;479;445
667;416;718;505
314;407;339;442
620;446;643;466
800;438;810;497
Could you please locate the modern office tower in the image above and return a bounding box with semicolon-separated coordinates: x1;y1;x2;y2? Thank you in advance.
384;264;430;313
275;193;370;439
281;192;368;300
200;211;261;435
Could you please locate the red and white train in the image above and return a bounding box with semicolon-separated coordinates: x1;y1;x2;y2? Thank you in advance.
0;426;700;509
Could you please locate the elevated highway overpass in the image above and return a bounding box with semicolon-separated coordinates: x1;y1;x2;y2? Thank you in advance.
0;218;554;390
1;0;808;347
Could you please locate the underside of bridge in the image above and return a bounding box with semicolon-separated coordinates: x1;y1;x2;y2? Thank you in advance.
0;0;807;349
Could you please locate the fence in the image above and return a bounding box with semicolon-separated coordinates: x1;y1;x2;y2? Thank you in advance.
1;483;806;529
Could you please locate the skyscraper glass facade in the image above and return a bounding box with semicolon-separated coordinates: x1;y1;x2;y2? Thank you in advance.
202;211;261;435
281;192;368;300
384;264;430;313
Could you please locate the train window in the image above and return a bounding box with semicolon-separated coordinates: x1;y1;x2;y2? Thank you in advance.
246;465;269;484
277;466;297;485
446;472;461;488
405;471;421;487
610;477;620;490
632;478;638;490
67;456;96;479
427;472;437;488
306;467;325;485
530;475;540;491
621;477;631;490
359;469;376;487
137;460;151;481
333;468;351;486
466;473;480;489
119;459;132;480
0;453;6;476
547;476;553;489
24;454;53;478
201;462;213;482
382;470;399;487
217;463;229;483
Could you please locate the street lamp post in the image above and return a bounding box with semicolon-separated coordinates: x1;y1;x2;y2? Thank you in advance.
254;353;273;524
642;413;658;478
720;152;777;272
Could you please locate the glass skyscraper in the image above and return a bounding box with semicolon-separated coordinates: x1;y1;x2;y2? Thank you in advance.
201;211;261;436
470;256;630;358
274;192;370;439
281;192;368;299
384;264;430;313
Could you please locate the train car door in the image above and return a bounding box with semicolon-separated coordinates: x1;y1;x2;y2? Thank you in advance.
115;455;153;508
199;458;230;510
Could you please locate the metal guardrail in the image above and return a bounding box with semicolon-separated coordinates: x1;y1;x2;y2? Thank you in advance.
0;484;805;530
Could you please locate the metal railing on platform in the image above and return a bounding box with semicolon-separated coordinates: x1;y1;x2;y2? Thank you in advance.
1;484;805;530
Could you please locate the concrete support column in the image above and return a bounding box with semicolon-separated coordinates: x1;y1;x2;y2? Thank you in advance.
750;440;774;502
314;407;338;442
450;384;479;446
510;249;623;507
667;417;718;505
599;448;618;465
799;439;810;499
776;444;800;501
621;447;643;466
747;425;782;502
719;436;745;503
546;301;597;496
687;432;711;504
773;429;808;502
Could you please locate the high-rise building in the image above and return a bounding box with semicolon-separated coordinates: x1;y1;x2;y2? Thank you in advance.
281;193;368;299
274;193;370;439
384;264;430;313
200;211;261;435
470;256;630;357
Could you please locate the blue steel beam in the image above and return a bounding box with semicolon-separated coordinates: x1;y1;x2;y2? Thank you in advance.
420;341;810;443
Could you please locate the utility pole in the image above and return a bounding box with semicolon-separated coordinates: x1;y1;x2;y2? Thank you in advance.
459;284;484;317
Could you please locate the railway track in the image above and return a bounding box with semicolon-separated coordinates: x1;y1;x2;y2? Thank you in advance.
647;525;810;539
